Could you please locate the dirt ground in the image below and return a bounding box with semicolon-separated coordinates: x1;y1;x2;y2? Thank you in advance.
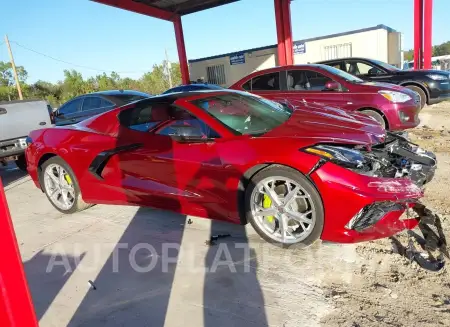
321;101;450;327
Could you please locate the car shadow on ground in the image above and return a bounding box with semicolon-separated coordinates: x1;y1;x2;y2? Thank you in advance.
0;163;28;188
62;207;268;327
24;250;86;320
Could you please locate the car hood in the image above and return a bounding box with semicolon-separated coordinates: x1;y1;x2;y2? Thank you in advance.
358;81;414;92
264;104;386;146
400;69;450;76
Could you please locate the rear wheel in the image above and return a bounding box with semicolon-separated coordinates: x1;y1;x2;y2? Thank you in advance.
245;166;324;249
15;154;27;172
361;109;386;129
40;156;91;214
405;85;426;109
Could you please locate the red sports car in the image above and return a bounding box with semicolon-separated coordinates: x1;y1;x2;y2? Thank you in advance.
25;90;437;247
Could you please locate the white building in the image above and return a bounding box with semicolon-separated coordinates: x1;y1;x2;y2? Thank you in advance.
189;24;402;87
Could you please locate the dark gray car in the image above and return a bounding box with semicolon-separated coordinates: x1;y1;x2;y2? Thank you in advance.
55;90;151;126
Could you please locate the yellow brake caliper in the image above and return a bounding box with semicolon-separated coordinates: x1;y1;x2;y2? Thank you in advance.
64;174;73;185
263;194;274;223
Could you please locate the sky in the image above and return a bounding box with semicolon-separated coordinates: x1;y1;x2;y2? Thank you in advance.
0;0;448;83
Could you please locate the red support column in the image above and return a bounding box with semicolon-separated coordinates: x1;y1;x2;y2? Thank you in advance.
274;0;286;66
0;180;38;327
281;0;293;65
173;16;190;85
414;0;424;69
423;0;433;69
274;0;293;66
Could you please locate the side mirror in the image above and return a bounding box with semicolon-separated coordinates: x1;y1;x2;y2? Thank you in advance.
168;125;207;142
324;81;340;91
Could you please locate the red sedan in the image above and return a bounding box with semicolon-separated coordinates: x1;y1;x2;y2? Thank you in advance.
229;64;421;131
25;90;436;247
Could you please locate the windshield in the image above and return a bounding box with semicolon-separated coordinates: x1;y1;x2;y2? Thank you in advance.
191;93;292;135
317;64;364;83
370;59;400;71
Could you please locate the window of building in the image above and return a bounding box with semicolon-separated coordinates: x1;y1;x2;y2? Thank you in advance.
323;43;352;60
250;72;280;91
207;65;226;85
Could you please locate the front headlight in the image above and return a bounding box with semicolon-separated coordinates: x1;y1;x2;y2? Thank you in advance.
426;74;448;81
303;145;365;168
379;90;411;103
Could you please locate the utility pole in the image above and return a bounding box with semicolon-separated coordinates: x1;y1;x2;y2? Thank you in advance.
4;35;23;100
165;49;173;88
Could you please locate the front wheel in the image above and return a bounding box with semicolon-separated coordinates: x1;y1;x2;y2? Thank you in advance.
245;166;324;249
40;156;91;214
405;85;426;109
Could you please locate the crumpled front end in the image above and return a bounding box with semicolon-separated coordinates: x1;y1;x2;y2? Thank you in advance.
305;133;437;243
352;132;437;187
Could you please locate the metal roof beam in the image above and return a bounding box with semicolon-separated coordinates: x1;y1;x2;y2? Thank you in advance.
92;0;176;21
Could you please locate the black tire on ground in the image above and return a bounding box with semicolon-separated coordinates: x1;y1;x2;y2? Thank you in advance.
405;85;426;109
361;109;387;129
39;156;92;214
15;154;28;172
244;165;324;249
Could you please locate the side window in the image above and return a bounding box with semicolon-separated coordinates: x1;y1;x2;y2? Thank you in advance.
250;72;280;91
58;98;82;115
157;107;220;138
345;61;383;76
288;70;333;91
305;71;333;91
119;103;171;132
328;61;343;70
242;80;251;91
101;98;114;108
82;97;102;111
287;70;308;90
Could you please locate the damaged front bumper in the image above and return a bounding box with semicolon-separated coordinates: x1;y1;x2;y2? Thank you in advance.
310;162;425;243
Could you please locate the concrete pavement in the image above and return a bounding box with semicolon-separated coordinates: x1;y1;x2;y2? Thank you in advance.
2;164;360;327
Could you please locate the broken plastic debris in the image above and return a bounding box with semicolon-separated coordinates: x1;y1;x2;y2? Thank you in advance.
205;234;231;246
88;280;97;290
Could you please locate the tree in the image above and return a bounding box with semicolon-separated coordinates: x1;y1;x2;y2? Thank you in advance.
0;61;28;101
0;60;182;103
404;40;450;61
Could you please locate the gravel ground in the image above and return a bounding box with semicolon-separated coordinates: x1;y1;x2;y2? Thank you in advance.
321;101;450;327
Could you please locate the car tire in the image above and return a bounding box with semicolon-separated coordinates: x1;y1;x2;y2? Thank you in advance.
405;85;426;109
15;154;28;172
361;109;386;129
244;165;324;249
40;156;92;214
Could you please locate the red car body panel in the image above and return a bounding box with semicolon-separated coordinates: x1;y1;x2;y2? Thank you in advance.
26;91;423;244
229;65;421;131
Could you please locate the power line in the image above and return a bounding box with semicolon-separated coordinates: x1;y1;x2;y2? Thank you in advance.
10;40;148;74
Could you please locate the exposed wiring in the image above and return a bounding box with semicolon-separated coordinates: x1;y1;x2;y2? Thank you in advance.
10;40;148;74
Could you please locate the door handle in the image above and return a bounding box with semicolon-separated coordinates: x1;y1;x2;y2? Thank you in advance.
0;108;7;115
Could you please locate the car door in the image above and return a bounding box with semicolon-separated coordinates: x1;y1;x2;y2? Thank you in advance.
79;96;114;122
54;97;83;125
104;102;227;218
344;59;394;83
270;68;346;109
